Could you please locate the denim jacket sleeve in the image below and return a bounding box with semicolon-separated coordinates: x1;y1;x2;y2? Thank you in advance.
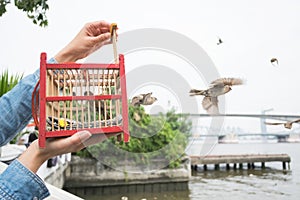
0;57;57;147
0;159;50;200
0;57;57;199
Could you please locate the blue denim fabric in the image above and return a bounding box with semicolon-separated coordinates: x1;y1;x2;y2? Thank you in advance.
0;57;56;147
0;159;50;200
0;57;57;199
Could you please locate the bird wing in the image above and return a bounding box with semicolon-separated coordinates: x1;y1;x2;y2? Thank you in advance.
284;119;300;129
131;96;142;106
291;118;300;123
143;92;153;100
264;122;285;125
217;37;223;45
211;78;243;86
143;97;157;105
141;92;152;98
202;96;219;114
143;93;157;105
271;58;278;65
189;89;206;96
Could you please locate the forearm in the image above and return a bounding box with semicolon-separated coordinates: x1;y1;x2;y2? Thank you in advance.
0;69;40;146
0;58;56;147
54;45;80;63
0;160;50;199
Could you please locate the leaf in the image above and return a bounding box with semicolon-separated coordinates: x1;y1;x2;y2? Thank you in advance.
0;69;23;97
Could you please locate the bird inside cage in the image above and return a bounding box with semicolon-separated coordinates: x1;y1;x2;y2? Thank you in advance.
84;91;112;121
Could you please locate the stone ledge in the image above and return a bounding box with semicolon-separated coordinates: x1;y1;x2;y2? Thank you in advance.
64;156;190;188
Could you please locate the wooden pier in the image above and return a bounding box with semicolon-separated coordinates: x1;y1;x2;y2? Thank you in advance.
190;154;291;170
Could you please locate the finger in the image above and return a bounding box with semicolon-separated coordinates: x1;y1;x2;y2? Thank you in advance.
82;134;108;147
92;20;111;32
93;32;111;44
77;130;92;143
69;130;92;150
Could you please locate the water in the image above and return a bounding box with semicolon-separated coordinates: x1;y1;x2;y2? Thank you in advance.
85;142;300;200
189;142;300;200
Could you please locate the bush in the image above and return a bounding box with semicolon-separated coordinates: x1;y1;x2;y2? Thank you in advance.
80;105;192;169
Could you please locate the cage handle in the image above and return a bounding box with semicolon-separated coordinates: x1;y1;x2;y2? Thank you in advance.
110;23;118;64
32;80;40;128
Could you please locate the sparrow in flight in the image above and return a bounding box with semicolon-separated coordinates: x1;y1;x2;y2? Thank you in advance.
189;78;243;114
265;119;300;129
217;37;223;45
131;92;157;107
270;58;278;66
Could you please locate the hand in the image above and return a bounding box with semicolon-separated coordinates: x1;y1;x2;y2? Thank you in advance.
54;20;113;63
18;131;109;173
18;20;118;173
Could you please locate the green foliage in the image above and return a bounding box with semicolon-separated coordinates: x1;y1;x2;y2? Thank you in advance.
0;69;23;97
0;0;49;27
78;105;192;169
0;0;9;17
0;69;24;144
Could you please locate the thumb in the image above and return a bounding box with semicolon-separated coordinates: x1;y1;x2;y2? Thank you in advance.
76;130;92;145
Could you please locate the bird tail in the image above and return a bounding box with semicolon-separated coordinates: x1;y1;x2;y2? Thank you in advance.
189;89;206;96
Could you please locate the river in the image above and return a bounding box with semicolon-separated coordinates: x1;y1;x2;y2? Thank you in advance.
86;140;300;200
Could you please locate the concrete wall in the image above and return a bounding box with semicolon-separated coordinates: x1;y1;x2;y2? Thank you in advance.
63;156;191;196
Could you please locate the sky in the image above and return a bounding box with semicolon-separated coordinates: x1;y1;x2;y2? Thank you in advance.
1;0;300;133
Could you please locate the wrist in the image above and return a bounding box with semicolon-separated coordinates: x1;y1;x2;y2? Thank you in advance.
54;47;78;63
18;141;49;173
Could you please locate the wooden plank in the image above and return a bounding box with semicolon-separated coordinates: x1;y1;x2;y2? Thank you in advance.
190;154;291;165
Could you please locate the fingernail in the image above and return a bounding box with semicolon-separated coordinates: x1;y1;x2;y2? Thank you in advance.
78;131;92;142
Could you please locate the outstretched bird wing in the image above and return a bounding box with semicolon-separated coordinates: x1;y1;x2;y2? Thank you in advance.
189;89;206;96
265;118;300;129
265;120;298;129
202;96;219;114
217;37;223;45
142;92;152;101
285;118;300;129
270;58;278;65
131;96;142;106
142;92;157;105
211;78;243;86
291;118;300;123
264;122;285;126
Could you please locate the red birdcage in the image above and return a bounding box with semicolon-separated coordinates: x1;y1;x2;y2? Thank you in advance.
33;53;129;148
32;24;129;148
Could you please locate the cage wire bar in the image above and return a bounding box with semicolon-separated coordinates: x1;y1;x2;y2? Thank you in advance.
38;52;129;148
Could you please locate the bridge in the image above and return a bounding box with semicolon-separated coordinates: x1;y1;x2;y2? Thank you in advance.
191;133;300;143
192;133;295;143
175;113;300;137
193;133;290;138
183;113;300;121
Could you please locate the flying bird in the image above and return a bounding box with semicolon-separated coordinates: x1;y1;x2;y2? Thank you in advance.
265;119;300;129
131;92;157;107
270;58;278;66
217;37;223;45
189;78;243;114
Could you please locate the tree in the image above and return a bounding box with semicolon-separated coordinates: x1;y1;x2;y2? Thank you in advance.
79;105;192;169
0;0;49;27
